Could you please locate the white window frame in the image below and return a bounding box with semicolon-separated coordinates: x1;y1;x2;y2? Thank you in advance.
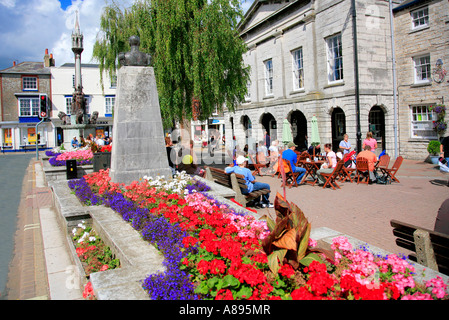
413;54;431;84
65;96;72;115
410;105;437;139
411;6;429;30
326;34;343;83
264;59;273;96
110;75;117;88
18;97;39;116
105;96;115;114
245;80;251;102
22;77;37;91
292;48;304;90
65;96;90;115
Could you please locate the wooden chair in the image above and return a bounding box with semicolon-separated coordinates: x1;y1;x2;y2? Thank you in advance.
320;160;344;190
338;162;355;183
380;156;403;183
281;159;299;188
375;154;390;171
296;151;310;167
356;157;369;184
249;154;266;176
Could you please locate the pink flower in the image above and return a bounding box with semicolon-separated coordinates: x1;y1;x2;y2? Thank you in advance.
401;292;433;300
426;276;448;299
331;236;353;253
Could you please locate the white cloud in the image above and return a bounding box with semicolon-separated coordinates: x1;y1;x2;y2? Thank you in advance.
0;0;108;70
0;0;16;8
0;0;253;71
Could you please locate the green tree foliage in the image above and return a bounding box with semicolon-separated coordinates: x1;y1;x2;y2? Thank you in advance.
93;0;250;128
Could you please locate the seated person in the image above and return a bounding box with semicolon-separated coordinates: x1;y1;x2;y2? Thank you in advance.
307;144;321;158
71;137;79;148
316;143;337;185
356;145;378;182
225;156;273;208
178;155;204;177
282;142;306;185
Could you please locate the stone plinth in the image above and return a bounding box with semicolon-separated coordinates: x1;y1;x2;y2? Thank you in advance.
109;66;171;185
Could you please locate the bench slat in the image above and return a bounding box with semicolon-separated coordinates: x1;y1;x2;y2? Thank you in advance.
391;219;449;276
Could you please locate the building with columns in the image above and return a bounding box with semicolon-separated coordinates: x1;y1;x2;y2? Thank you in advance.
224;0;399;156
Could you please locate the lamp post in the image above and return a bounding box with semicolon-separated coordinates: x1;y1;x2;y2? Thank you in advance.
351;0;362;153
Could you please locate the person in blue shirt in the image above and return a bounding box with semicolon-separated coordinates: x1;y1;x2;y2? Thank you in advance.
71;136;79;148
281;142;306;185
225;155;273;208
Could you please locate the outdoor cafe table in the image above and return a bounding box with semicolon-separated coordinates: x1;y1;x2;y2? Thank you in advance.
300;160;325;186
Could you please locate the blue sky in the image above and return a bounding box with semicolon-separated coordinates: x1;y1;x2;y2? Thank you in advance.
0;0;254;71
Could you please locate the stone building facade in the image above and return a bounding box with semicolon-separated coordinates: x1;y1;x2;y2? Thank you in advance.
224;0;398;156
0;49;54;151
393;0;449;160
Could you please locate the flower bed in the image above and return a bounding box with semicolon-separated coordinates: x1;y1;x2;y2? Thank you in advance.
68;169;448;300
46;148;93;167
71;220;121;299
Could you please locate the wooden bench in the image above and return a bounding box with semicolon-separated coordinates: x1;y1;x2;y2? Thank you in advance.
390;219;449;276
205;166;270;207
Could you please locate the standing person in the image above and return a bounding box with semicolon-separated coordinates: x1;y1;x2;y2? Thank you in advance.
440;135;449;163
362;132;377;153
339;134;351;155
440;135;449;187
257;140;268;157
282;142;306;185
165;136;175;174
434;198;449;235
316;143;337;185
264;130;271;147
225;156;274;208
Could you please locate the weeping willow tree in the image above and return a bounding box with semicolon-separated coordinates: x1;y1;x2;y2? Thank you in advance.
93;0;250;128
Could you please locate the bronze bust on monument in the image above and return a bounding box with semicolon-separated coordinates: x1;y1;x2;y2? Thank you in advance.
118;36;151;67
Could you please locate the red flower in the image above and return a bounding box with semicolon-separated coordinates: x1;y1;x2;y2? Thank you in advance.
215;289;233;300
279;264;295;278
197;260;209;275
182;236;198;248
291;287;318;300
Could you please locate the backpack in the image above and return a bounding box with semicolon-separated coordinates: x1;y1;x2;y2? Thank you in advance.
374;170;391;184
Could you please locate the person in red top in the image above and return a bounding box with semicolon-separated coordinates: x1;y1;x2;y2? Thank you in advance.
356;145;378;182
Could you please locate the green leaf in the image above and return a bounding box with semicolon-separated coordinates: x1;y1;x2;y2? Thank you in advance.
296;223;311;261
236;286;252;300
299;253;323;267
267;249;287;274
222;274;240;288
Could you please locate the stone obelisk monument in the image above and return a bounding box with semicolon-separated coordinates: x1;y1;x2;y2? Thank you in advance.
109;36;172;185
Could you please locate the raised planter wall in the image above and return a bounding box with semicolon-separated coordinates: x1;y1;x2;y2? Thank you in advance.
44;162;449;299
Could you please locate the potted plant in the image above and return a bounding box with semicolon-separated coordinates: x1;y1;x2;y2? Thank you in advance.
427;140;441;164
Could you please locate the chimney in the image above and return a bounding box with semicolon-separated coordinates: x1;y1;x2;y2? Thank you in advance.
13;61;16;66
44;48;50;67
50;53;55;67
44;49;55;67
